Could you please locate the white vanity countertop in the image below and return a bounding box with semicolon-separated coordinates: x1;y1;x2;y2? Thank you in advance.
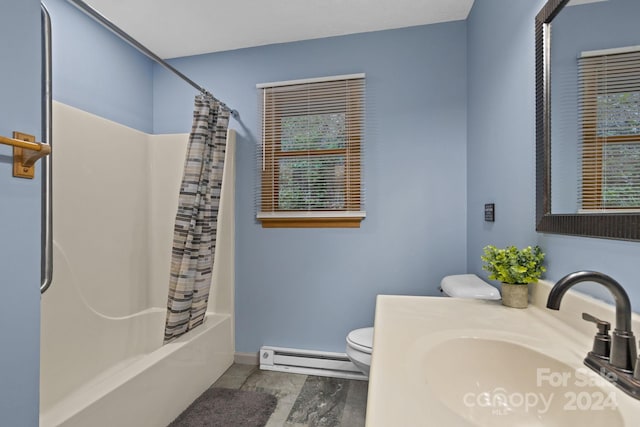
365;282;640;427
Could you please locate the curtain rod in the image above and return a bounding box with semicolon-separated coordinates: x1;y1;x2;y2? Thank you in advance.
65;0;238;118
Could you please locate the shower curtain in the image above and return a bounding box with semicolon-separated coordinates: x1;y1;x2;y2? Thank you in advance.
164;94;230;342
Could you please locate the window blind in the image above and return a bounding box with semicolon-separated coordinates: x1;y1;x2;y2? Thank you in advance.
579;48;640;211
256;74;365;227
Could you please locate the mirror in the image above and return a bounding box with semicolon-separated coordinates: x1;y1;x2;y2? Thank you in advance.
536;0;640;240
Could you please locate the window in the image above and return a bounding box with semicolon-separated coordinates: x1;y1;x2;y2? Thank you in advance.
579;48;640;211
257;74;365;228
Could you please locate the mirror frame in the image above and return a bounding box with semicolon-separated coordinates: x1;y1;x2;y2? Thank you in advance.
535;0;640;241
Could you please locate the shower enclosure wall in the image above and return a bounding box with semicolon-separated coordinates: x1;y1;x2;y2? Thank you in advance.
39;102;235;427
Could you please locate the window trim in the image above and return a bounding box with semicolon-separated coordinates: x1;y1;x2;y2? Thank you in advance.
257;211;366;228
257;74;365;228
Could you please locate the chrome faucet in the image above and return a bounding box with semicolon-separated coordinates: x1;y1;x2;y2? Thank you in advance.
547;271;640;399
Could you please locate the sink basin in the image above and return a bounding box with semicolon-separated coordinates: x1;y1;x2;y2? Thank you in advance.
422;338;624;427
366;294;640;426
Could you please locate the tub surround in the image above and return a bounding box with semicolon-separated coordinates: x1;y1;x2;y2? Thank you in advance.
40;102;236;427
367;280;640;426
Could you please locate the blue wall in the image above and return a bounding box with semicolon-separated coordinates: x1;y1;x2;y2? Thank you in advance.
0;1;42;425
467;0;640;305
45;0;154;133
153;23;469;353
466;0;543;268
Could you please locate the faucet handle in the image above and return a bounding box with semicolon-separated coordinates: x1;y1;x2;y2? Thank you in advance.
582;312;611;335
583;312;611;359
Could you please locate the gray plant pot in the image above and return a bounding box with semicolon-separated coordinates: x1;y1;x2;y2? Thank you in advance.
501;283;529;308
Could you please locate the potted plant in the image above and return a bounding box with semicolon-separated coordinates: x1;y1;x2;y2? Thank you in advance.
481;245;546;308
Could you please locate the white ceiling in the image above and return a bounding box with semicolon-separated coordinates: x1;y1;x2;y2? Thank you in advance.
82;0;475;59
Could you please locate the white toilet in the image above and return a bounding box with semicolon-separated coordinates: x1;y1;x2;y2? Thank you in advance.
345;274;500;376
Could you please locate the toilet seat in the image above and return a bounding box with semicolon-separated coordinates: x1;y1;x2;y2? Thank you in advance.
347;327;373;354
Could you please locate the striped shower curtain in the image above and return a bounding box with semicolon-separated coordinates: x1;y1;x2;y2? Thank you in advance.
164;94;230;343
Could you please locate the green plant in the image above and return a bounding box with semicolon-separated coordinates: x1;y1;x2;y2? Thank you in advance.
481;245;546;285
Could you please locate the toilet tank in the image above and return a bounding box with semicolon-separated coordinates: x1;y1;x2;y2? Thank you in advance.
440;274;501;300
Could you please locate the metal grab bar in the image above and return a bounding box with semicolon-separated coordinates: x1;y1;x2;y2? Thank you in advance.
41;2;53;294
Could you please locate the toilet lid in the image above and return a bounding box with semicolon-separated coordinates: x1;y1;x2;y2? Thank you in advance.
347;327;374;354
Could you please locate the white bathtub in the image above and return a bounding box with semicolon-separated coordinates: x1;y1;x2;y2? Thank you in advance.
40;103;236;427
40;311;233;427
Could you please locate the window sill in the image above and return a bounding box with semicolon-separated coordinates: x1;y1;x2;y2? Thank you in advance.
257;211;366;228
578;208;640;214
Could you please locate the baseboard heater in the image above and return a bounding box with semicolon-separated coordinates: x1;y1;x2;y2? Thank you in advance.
259;346;368;381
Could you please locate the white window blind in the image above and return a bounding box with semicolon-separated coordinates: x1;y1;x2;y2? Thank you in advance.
256;74;365;227
579;48;640;211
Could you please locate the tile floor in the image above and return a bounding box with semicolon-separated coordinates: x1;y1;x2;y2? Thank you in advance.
212;364;368;427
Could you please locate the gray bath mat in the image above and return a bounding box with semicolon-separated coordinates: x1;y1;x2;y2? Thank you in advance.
169;387;277;427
